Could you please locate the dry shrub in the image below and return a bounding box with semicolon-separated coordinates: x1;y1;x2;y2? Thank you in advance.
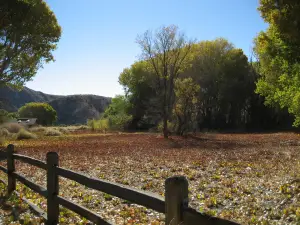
77;125;89;130
44;128;62;136
0;123;23;133
57;127;69;134
0;128;10;137
29;126;47;133
16;129;37;140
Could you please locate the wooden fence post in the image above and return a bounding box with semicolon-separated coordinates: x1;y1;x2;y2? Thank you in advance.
7;144;16;194
47;152;59;225
165;176;189;225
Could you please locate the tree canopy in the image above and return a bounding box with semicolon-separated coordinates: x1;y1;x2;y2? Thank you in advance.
18;102;57;126
255;0;300;126
117;37;292;135
136;25;195;137
0;0;61;88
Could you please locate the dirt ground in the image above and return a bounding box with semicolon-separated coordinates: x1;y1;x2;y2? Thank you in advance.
0;132;299;224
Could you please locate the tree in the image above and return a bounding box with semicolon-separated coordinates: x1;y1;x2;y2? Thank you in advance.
255;0;300;126
0;109;18;124
119;61;157;129
18;102;57;126
0;109;9;124
187;39;252;129
174;78;200;135
0;0;61;88
136;25;194;138
103;95;133;131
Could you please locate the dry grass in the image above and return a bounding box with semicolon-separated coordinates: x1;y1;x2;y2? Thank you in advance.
0;123;23;133
15;129;37;140
44;128;63;136
0;132;299;224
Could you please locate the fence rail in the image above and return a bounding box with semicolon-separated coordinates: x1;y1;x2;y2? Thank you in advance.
0;144;239;225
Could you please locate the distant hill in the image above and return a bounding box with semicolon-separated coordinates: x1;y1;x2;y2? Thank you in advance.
0;86;111;125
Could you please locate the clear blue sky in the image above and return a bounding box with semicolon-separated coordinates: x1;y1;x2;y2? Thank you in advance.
27;0;268;97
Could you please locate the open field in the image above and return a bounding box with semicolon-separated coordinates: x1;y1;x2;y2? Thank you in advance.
0;132;300;224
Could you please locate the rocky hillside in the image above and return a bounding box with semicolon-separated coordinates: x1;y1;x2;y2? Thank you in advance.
0;86;111;125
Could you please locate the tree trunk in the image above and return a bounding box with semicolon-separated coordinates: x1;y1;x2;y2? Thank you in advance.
163;115;168;138
176;115;182;135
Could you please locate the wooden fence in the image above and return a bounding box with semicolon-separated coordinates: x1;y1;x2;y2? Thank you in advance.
0;144;239;225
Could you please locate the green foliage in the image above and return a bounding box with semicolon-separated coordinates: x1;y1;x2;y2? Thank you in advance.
119;61;157;129
157;120;175;133
255;0;300;126
174;78;200;135
7;112;19;119
16;129;37;140
87;118;109;133
18;102;57;126
189;38;252;129
137;25;195;137
119;38;267;132
103;95;132;131
0;110;19;124
0;109;9;124
0;0;61;88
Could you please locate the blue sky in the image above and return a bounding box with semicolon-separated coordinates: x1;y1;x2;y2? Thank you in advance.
27;0;268;97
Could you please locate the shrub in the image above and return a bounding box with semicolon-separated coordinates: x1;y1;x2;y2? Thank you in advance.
97;119;109;132
0;128;10;137
29;126;47;133
57;127;69;134
108;114;132;131
102;95;132;131
16;129;37;140
77;125;89;130
87;119;97;131
87;119;109;132
44;128;62;136
1;123;23;133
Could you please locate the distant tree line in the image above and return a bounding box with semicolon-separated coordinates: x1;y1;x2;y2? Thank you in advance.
112;37;294;135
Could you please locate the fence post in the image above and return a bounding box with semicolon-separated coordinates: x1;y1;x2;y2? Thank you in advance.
46;152;59;225
165;176;189;225
7;144;16;194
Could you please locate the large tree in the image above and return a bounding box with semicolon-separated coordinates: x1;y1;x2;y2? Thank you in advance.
0;0;61;88
255;0;300;126
119;61;157;130
18;102;57;126
136;25;194;138
187;39;251;129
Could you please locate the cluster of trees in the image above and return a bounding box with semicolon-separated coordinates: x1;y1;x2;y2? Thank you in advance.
87;95;132;132
0;103;57;126
109;35;293;136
